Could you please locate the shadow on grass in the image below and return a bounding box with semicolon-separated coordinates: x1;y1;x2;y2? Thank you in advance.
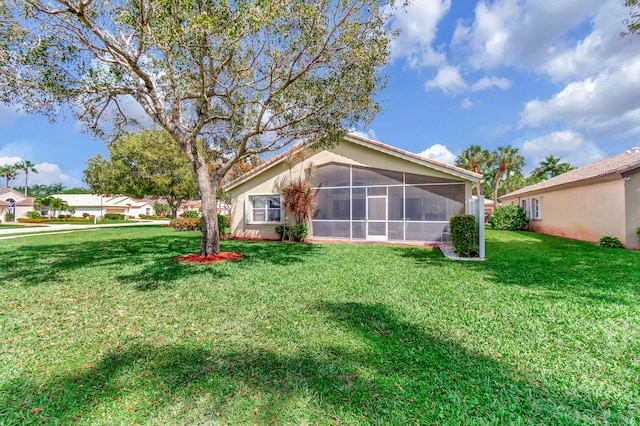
393;230;640;304
0;302;625;424
0;229;320;290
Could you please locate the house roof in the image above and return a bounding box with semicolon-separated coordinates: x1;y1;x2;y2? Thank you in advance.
225;133;482;190
0;187;35;206
53;194;152;208
501;147;640;200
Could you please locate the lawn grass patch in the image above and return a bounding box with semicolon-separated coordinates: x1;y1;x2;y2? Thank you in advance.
0;228;638;424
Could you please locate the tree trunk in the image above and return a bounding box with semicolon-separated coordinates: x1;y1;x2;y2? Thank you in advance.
193;163;220;256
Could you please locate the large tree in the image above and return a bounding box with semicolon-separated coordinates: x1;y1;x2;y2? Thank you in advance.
0;0;395;256
491;145;525;207
455;145;493;196
531;155;573;179
84;129;200;218
14;160;38;196
624;0;640;36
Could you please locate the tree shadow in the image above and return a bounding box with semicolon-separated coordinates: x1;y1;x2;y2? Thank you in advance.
1;302;626;424
0;229;321;290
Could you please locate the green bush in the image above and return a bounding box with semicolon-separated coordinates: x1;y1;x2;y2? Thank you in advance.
599;235;624;249
488;205;528;231
170;218;201;231
275;225;289;241
637;227;640;243
17;217;91;223
25;211;41;219
450;214;477;257
104;213;126;220
290;224;308;242
183;211;199;219
5;212;14;222
217;213;231;236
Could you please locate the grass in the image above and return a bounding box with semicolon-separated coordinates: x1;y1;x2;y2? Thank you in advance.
0;227;638;425
0;224;47;229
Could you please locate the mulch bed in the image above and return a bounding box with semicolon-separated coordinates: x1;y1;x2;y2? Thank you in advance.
174;252;243;263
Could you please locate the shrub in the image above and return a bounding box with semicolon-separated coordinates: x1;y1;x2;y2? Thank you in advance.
637;227;640;243
17;217;91;223
25;211;41;219
5;212;14;222
450;214;477;257
488;205;528;231
217;213;231;236
183;210;199;219
104;213;125;220
170;218;201;231
599;235;624;249
275;225;289;241
290;223;308;242
82;212;90;218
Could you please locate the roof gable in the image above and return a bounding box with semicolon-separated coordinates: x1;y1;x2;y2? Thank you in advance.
226;133;481;190
502;147;640;199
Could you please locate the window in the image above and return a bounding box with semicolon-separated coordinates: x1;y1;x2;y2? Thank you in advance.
521;199;529;218
249;195;282;223
532;198;541;219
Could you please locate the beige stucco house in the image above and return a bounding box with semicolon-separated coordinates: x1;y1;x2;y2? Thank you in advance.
500;148;640;249
226;134;484;249
0;188;35;222
52;194;155;218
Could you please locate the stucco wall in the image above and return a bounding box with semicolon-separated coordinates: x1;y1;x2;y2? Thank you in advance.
519;179;626;243
624;172;640;249
229;141;474;239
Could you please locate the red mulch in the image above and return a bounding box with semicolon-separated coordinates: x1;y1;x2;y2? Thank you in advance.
174;252;243;263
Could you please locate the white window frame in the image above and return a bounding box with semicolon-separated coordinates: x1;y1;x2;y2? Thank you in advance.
531;197;541;220
521;199;529;219
246;194;283;224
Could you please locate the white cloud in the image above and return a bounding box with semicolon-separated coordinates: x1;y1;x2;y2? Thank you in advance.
460;97;473;109
2;158;83;188
471;76;512;91
519;57;640;135
522;131;605;168
424;66;468;94
388;0;451;68
349;128;378;141
417;144;456;165
453;0;602;71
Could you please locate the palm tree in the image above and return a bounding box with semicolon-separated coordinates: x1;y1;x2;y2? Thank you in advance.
14;160;38;196
492;145;525;208
455;145;494;195
0;164;18;188
532;155;574;179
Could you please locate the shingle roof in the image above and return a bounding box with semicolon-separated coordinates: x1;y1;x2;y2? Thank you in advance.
501;147;640;199
225;133;482;190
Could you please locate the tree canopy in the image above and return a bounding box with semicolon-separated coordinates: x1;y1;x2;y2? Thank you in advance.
1;0;397;255
84;129;199;218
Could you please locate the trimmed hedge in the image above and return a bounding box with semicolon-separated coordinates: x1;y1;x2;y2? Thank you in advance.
104;213;126;220
17;217;92;223
183;211;199;219
488;205;528;231
450;214;477;257
170;218;201;231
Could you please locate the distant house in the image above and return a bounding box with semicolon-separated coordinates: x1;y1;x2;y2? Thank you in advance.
0;188;35;222
500;148;640;249
52;194;155;218
226;133;484;246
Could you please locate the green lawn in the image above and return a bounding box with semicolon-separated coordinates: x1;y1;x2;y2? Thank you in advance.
0;227;638;424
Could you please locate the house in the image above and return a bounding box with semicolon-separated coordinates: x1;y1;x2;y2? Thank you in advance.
52;194;155;218
500;148;640;249
226;133;484;249
0;188;35;222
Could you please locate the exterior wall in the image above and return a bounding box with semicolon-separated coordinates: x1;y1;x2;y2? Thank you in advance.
505;179;626;244
229;142;474;240
624;172;640;249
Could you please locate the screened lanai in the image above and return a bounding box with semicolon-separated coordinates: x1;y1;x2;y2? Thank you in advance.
310;163;465;242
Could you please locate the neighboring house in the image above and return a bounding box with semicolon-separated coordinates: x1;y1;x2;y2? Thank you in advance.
500;148;640;249
226;133;484;246
52;194;155;218
0;188;35;222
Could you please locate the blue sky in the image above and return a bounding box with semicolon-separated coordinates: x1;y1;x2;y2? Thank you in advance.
2;0;640;188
